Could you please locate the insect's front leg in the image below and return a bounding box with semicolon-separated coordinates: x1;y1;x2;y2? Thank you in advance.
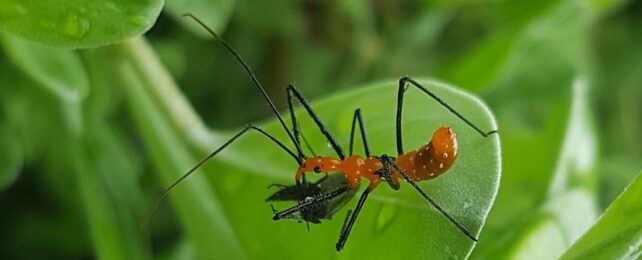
272;186;350;221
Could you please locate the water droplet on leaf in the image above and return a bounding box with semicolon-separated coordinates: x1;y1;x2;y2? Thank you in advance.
64;11;90;38
463;199;473;210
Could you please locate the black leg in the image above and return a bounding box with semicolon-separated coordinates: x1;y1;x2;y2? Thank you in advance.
287;85;346;160
396;80;408;155
396;76;498;155
286;86;306;161
336;188;371;251
285;86;317;185
141;124;299;229
183;14;305;164
348;109;371;157
340;209;353;232
299;131;318;157
272;186;350;220
387;157;478;242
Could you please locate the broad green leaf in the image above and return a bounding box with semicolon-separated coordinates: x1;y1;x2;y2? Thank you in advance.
115;38;245;259
1;34;88;103
0;123;22;190
561;170;642;259
188;79;501;258
0;0;163;48
165;0;235;38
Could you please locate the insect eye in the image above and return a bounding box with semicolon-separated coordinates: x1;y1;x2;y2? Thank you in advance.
313;166;322;173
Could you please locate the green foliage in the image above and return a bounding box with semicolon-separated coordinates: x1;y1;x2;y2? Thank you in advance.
1;34;88;103
0;0;641;259
562;170;642;259
0;123;22;190
0;0;163;48
116;39;245;259
165;0;235;37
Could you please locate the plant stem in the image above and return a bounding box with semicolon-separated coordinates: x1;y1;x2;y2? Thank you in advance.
114;37;246;259
119;37;218;152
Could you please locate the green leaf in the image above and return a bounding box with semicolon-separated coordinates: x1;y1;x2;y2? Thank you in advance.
561;170;642;259
0;0;163;48
0;123;23;190
165;0;235;37
198;79;501;258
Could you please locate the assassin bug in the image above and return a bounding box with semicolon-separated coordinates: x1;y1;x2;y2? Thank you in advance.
142;14;498;251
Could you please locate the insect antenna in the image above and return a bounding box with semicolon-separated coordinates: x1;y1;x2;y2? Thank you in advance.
140;125;299;229
182;13;305;162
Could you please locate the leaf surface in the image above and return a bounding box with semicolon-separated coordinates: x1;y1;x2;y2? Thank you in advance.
0;0;162;48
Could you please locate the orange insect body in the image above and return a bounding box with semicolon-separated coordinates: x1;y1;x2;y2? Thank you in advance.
295;127;458;190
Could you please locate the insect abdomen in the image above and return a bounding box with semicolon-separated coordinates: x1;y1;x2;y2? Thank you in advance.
396;127;458;181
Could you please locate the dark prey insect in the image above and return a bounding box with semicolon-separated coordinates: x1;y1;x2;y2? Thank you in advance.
267;173;357;227
142;14;499;252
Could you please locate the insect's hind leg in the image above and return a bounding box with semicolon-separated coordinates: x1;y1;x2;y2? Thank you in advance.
349;108;371;157
395;76;498;155
386;157;478;242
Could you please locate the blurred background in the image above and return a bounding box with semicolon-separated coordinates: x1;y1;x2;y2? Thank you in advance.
0;0;640;259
